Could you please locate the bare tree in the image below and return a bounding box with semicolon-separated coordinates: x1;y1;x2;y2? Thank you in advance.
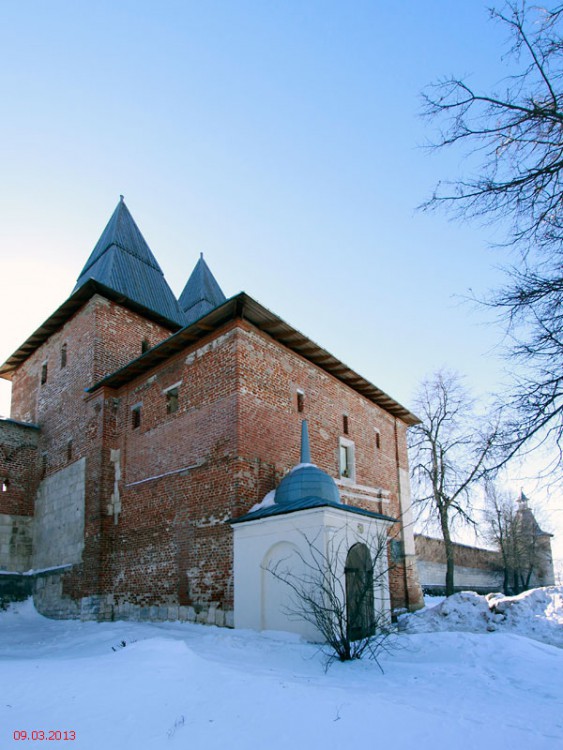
409;371;496;596
485;482;553;593
265;527;395;668
422;2;563;472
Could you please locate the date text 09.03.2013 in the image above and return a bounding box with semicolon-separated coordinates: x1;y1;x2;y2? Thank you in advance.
13;730;76;741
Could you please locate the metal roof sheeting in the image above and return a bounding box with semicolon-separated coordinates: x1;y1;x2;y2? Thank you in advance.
179;253;227;324
74;198;186;326
230;496;397;524
76;247;186;326
86;292;420;426
0;280;182;379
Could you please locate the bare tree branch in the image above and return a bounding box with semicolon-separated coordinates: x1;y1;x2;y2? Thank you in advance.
264;528;396;668
422;2;563;475
409;371;497;595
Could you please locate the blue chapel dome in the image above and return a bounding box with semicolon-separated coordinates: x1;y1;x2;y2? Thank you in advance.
274;463;341;506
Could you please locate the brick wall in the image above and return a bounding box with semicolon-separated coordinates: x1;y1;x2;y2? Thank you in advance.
235;323;421;611
0;419;39;574
8;295;174;615
415;534;502;570
5;294;423;620
415;534;504;593
90;318;421;619
0;419;39;517
93;323;241;619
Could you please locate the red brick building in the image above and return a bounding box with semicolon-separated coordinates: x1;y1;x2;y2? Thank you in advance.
0;198;423;623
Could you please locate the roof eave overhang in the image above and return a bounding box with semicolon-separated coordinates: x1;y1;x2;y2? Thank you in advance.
87;292;420;425
0;280;183;380
230;501;398;526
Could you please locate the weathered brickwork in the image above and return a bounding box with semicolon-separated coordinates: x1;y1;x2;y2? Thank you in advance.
2;290;422;620
92;297;174;382
234;323;419;611
0;419;39;576
416;534;502;570
0;419;39;517
415;534;505;594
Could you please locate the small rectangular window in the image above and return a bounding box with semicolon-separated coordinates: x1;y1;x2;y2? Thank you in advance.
375;430;381;450
297;390;305;413
60;344;67;369
343;414;349;434
1;478;8;492
166;387;179;414
41;362;48;385
340;444;351;478
141;339;150;354
390;539;405;563
67;440;73;461
339;437;355;481
131;405;141;429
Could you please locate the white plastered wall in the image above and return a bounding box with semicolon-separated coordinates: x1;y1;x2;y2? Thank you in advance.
232;506;393;641
398;467;415;556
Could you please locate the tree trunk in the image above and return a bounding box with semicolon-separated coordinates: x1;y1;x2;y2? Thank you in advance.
440;511;455;596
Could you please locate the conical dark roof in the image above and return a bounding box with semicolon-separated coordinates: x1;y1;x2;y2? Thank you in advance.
74;197;186;326
179;253;226;325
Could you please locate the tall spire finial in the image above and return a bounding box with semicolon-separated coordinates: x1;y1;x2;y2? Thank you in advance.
119;194;124;202
200;251;204;259
300;420;311;464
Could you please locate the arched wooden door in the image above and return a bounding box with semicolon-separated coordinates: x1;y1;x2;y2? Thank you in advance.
345;543;375;641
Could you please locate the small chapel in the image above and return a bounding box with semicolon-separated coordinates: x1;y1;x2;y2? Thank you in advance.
0;198;423;631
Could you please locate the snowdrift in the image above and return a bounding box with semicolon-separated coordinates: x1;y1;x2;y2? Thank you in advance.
400;585;563;648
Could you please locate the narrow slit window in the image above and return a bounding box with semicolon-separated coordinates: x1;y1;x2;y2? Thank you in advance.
41;362;48;385
297;390;305;413
60;344;67;369
41;454;48;479
1;478;8;492
131;406;142;430
67;440;73;461
141;339;150;354
343;414;349;434
375;430;381;450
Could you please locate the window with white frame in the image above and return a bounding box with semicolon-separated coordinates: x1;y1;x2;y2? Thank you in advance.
339;437;355;481
163;381;182;415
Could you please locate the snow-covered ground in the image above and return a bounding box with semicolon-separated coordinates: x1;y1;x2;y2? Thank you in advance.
2;590;562;750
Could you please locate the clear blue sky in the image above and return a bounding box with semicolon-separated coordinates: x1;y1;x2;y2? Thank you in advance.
1;1;560;562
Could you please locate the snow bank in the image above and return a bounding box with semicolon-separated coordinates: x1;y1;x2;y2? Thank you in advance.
1;596;563;749
400;586;563;648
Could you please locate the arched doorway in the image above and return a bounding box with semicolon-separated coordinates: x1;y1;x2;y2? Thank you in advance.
345;543;375;641
261;541;303;633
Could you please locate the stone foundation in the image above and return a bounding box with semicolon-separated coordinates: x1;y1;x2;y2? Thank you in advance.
33;570;233;626
0;513;33;571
